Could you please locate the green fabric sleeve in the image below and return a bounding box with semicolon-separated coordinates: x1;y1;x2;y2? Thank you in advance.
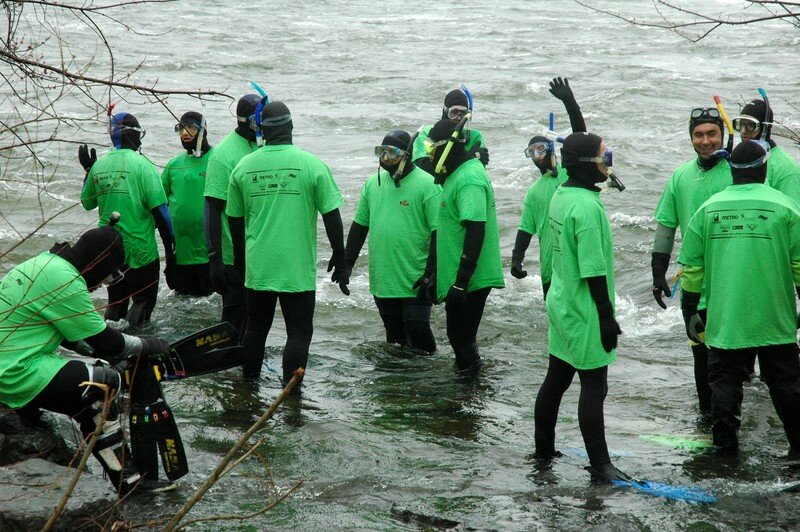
792;261;800;287
681;265;705;293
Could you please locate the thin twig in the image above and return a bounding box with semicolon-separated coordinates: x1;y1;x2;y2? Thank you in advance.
162;369;305;532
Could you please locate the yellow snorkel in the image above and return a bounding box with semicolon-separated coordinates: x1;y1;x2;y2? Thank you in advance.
434;111;472;175
713;95;735;154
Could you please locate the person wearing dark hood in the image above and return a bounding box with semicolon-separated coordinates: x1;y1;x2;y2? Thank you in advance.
734;98;800;204
412;87;489;173
342;130;440;353
679;140;800;455
203;95;260;340
533;132;628;483
0;221;172;494
227;100;346;386
425;119;504;373
651;107;732;416
161;111;214;296
80;112;174;327
511;77;587;299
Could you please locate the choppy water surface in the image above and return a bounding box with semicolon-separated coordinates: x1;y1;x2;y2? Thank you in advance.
3;0;800;529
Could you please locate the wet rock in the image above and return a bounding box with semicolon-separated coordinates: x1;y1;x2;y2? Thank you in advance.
0;406;75;466
0;458;119;531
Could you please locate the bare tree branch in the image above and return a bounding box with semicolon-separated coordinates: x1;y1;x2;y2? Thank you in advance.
572;0;800;41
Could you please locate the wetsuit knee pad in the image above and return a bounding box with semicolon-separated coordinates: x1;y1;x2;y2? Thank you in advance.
76;361;122;430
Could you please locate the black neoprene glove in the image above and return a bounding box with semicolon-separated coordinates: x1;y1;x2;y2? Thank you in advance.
413;268;437;305
446;258;476;312
139;336;171;358
467;143;489;167
78;144;97;174
209;253;226;295
681;290;705;343
328;250;351;296
651;252;672;309
596;302;622;353
549;77;579;110
511;250;527;279
164;252;176;290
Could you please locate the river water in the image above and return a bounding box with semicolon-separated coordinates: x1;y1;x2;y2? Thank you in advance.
3;0;800;529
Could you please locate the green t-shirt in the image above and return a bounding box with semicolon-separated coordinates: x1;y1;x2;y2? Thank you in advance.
81;149;166;269
161;150;212;265
203;131;258;266
353;166;440;297
654;158;732;309
678;184;800;349
766;146;800;205
518;165;567;284
436;158;505;300
0;253;107;408
226;144;344;292
546;186;616;370
411;125;485;163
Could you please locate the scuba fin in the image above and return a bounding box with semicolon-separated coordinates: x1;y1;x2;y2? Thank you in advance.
123;322;243;482
154;321;242;380
129;361;188;482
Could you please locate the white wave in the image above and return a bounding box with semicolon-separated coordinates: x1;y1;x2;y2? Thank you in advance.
609;212;655;229
615;294;683;339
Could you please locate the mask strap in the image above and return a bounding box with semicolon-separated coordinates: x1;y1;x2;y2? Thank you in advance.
392;156;408;188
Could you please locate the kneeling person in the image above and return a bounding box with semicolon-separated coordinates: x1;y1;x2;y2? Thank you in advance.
0;223;171;494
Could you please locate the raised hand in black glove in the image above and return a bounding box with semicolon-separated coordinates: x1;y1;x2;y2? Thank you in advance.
78;144;97;174
164;252;177;290
511;250;527;279
548;77;578;109
596;302;622;353
139;336;171;358
328;251;351;295
412;269;437;305
445;284;467;312
209;253;227;295
651;252;672;309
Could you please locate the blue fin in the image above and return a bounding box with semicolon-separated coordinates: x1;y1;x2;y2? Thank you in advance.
612;479;716;503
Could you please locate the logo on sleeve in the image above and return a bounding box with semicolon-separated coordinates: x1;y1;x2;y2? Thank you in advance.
400;199;409;207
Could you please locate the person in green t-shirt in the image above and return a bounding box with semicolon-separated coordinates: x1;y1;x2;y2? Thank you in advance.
162;111;214;297
342;130;440;354
651;107;732;416
227;101;347;386
512;77;585;299
732;97;800;377
679;140;800;454
411;87;489;174
0;224;173;494
80;112;174;328
203;95;260;340
425;119;504;373
534;132;629;483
